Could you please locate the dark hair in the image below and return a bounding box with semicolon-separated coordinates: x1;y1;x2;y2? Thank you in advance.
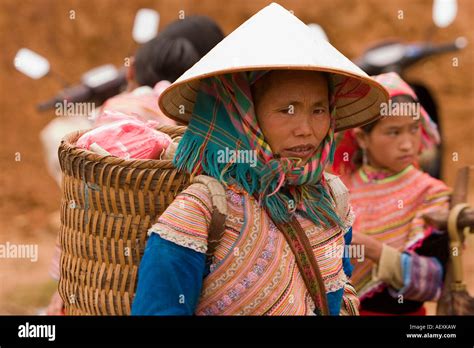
134;16;224;87
360;94;417;133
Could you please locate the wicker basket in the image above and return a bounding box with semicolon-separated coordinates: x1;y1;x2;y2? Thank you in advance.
58;125;189;315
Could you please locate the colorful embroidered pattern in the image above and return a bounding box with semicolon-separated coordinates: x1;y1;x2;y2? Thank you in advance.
149;177;357;315
388;252;443;302
271;217;329;315
344;165;450;299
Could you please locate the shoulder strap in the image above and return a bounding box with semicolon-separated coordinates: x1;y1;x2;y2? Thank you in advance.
323;171;350;219
270;216;330;315
190;175;228;260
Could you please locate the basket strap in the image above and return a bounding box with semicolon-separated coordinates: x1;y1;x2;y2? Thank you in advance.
190;175;228;261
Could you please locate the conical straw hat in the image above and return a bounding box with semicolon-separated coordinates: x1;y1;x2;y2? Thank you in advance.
159;2;389;132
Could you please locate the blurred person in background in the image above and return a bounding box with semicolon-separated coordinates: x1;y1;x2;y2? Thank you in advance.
332;72;451;316
93;14;225;125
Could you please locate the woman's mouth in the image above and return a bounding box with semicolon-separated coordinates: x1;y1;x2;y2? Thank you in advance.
282;144;316;158
397;155;415;163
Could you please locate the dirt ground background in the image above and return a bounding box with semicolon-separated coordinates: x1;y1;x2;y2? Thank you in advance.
0;0;473;314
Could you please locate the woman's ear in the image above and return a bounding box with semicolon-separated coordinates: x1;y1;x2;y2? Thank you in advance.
353;128;368;150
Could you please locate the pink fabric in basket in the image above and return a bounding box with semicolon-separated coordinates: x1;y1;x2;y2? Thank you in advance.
77;112;172;160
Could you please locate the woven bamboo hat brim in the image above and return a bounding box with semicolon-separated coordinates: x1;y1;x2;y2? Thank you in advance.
159;2;389;132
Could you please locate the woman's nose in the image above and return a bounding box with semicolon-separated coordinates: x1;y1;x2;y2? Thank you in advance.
399;134;414;151
292;114;313;137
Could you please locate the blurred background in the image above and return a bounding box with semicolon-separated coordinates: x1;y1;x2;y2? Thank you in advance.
0;0;473;314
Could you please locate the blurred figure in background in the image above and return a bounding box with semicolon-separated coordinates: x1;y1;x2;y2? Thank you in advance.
332;72;451;316
94;15;225;125
42;15;225;187
46;15;224;315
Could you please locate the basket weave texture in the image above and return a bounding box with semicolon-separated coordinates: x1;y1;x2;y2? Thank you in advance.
58;125;189;315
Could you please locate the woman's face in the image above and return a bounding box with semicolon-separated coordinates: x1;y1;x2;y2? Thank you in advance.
253;70;331;165
356;116;422;173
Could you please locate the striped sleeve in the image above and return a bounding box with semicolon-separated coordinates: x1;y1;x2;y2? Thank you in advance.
406;181;450;249
148;183;213;253
388;252;443;302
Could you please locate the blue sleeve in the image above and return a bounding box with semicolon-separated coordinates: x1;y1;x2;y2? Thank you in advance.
342;227;354;277
131;233;206;315
326;287;344;316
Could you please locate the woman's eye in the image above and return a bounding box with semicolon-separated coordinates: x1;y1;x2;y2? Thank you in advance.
279;107;294;115
387;130;399;136
313;108;326;115
410;125;420;134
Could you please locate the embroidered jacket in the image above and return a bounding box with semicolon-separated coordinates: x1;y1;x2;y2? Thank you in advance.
132;173;359;315
343;165;451;314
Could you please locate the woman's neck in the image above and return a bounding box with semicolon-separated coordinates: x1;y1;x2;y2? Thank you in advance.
360;163;413;183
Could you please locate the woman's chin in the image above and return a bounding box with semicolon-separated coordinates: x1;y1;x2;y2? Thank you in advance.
279;150;316;166
279;155;308;166
387;163;412;174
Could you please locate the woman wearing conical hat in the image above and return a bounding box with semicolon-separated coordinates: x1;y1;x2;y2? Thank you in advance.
332;72;451;315
131;3;389;315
